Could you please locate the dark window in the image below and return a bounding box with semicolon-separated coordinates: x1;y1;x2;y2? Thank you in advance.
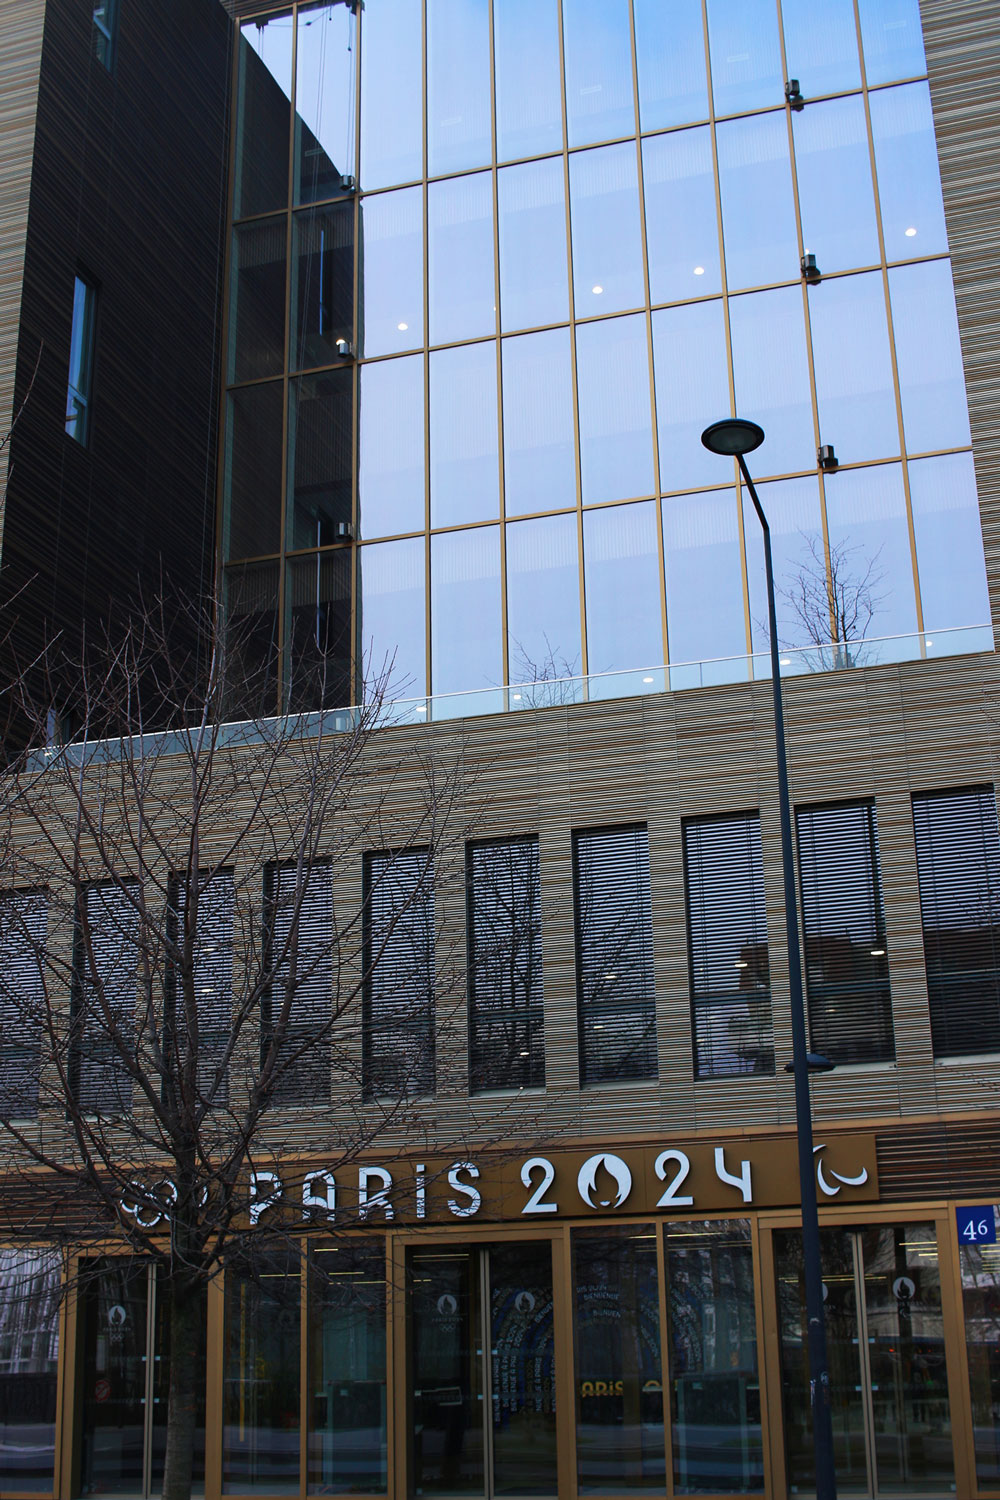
263;862;333;1105
72;883;138;1115
573;825;657;1086
0;892;47;1120
167;872;234;1108
467;836;544;1093
363;849;434;1098
912;786;1000;1058
683;812;774;1077
795;802;894;1064
65;274;98;444
92;0;119;70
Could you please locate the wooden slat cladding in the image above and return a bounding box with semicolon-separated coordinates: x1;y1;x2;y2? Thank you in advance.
876;1117;1000;1200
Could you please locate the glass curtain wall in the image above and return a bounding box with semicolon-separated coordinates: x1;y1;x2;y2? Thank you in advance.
223;0;989;717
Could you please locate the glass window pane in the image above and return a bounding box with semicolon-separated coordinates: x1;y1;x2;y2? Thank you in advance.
287;551;353;713
429;172;496;345
359;536;426;703
743;475;824;651
363;848;435;1097
823;462;918;638
634;0;708;130
858;0;927;85
498;157;569;332
430;341;499;527
663;489;747;665
870;82;948;260
707;0;783;116
468;841;545;1092
810;271;898;464
570;143;644;316
287;370;352;551
717;112;799;291
584;502;663;676
223;1249;301;1494
0;1251;60;1494
653;300;731;493
229;218;287;384
431;526;502;695
359;186;423;356
502;328;577;517
889;260;971;454
794;96;880;273
307;1243;386;1495
729;286;815;476
225;382;284;561
563;0;636;148
494;0;563;161
507;513;582;686
291;204;354;369
235;15;294;218
643;127;721;302
780;0;862;96
359;354;424;539
577;314;655;505
360;0;422;189
427;0;491;176
961;1228;1000;1486
224;561;280;715
295;3;356;204
909;453;990;632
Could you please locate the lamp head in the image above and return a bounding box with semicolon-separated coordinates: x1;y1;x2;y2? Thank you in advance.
701;418;765;457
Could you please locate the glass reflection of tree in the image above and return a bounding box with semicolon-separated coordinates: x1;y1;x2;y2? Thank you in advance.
508;633;581;708
468;839;544;1093
775;532;888;669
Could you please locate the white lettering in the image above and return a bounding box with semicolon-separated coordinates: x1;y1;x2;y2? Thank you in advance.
249;1171;282;1225
654;1149;694;1206
521;1157;558;1214
302;1170;336;1222
358;1166;394;1220
714;1147;752;1202
447;1161;482;1218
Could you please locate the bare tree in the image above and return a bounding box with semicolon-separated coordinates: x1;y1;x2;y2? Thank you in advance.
772;532;888;669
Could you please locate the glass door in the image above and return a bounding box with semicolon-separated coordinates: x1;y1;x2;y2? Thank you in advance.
774;1223;952;1497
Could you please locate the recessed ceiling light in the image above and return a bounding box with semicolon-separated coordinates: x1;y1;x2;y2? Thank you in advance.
870;948;885;956
905;226;917;237
642;675;654;683
512;692;521;700
780;657;792;666
925;638;934;647
592;284;603;294
397;321;408;330
693;265;705;275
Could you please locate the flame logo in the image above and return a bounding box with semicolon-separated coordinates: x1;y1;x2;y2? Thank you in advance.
577;1153;633;1209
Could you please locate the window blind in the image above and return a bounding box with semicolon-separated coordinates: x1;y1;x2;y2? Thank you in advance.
363;849;434;1098
467;837;544;1093
0;892;47;1120
73;883;139;1115
264;862;333;1105
168;872;234;1107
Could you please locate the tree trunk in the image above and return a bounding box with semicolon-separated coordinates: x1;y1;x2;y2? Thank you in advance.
161;1282;201;1500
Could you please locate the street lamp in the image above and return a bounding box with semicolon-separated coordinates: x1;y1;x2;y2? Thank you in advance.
701;417;837;1500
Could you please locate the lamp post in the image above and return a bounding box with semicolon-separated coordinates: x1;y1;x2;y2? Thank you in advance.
701;417;837;1500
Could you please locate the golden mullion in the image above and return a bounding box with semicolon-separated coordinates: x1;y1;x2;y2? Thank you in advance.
559;1227;580;1500
937;1210;977;1500
655;1225;675;1499
488;0;509;697
215;21;246;614
389;1234;408;1500
275;4;300;711
421;0;431;707
204;1271;224;1500
57;1253;79;1500
751;1215;781;1499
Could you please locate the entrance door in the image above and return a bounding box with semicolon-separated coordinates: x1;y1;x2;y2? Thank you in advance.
408;1243;557;1498
79;1260;206;1498
774;1223;953;1496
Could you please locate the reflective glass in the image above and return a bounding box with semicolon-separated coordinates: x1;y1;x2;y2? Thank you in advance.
663;489;746;664
291;204;354;369
223;1250;301;1493
428;0;491;177
909;453;989;632
428;173;495;345
498;158;569;332
889;260;971;454
858;0;927;85
235;15;293;219
634;0;708;131
584;502;663;675
228;218;286;383
824;463;918;638
430;342;499;527
494;0;563;161
744;475;824;651
576;314;656;505
359;187;423;356
0;1251;60;1494
717;112;798;291
794;96;880;273
570;143;645;316
224;561;280;715
225;382;283;561
360;0;421;189
307;1243;387;1495
643;127;721;302
287;370;352;551
431;526;502;695
287;551;352;713
961;1229;1000;1487
563;0;635;148
706;0;784;116
729;286;815;476
502;328;576;517
506;513;583;686
359;354;424;539
810;271;898;464
780;0;862;97
358;536;426;701
870;83;949;260
653;299;731;493
294;3;355;204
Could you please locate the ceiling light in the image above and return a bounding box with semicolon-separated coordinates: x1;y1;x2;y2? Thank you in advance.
604;973;618;980
925;638;934;647
693;265;705;276
414;703;427;713
518;1050;529;1057
642;675;654;683
870;948;885;956
592;284;603;295
905;226;917;237
397;321;408;330
735;961;748;968
512;692;521;701
780;657;792;666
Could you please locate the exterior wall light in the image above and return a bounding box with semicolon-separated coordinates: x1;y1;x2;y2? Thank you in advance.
335;338;353;358
801;253;821;284
818;444;838;470
785;78;805;110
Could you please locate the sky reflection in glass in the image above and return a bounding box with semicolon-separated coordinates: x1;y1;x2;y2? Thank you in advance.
707;0;784;116
634;0;708;131
780;0;862;97
857;0;927;86
494;0;563;162
744;476;824;651
810;272;898;464
576;315;655;506
430;341;499;527
869;83;949;260
794;96;880;273
563;0;635;147
498;158;569;332
584;503;663;675
506;513;582;684
717;112;799;291
428;172;495;345
360;187;423;356
823;463;917;638
502;329;577;518
570;143;645;316
427;0;491;177
359;537;426;701
729;286;815;477
889;260;971;454
295;3;355;204
909;454;990;631
643;128;721;302
663;490;746;664
359;355;424;540
431;527;502;695
652;300;731;493
235;16;293;219
360;0;421;190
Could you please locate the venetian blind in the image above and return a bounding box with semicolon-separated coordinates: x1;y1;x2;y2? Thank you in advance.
169;871;234;1107
467;837;544;1093
264;862;333;1105
0;892;47;1120
73;883;139;1114
363;848;435;1098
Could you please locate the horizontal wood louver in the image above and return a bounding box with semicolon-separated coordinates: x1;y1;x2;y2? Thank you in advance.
683;813;774;1078
72;883;139;1115
795;802;894;1065
363;849;434;1098
264;862;333;1106
168;873;234;1108
467;837;544;1093
912;786;1000;1058
0;892;47;1120
573;826;657;1086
